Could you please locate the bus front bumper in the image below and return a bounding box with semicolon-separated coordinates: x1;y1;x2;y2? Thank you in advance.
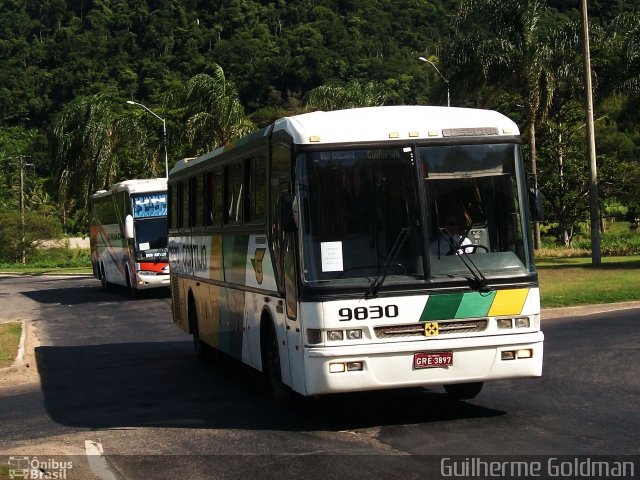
301;331;544;396
135;272;170;289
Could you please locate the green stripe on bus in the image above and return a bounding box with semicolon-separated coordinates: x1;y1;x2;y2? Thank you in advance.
420;291;498;321
455;290;496;318
420;293;464;321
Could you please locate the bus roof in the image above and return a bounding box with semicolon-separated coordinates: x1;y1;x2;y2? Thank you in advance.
170;106;520;176
91;178;167;199
274;106;520;145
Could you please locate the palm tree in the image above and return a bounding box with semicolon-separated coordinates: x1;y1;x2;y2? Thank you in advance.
603;13;640;97
51;94;120;226
303;80;389;111
539;20;586;246
177;67;254;156
446;0;554;249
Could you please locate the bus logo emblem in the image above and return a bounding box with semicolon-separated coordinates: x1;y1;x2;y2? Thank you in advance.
252;248;266;284
424;322;439;337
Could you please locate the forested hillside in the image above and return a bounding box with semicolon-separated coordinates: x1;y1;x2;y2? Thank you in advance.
1;0;640;244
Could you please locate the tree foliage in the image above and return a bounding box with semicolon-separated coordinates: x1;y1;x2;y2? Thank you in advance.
0;0;639;244
0;211;62;263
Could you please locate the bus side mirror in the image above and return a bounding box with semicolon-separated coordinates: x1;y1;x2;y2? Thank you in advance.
281;195;297;232
124;215;134;239
529;188;544;223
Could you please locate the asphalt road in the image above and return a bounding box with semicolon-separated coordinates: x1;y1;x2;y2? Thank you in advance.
0;274;638;479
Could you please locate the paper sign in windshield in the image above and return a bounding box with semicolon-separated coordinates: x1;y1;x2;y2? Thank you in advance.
321;241;343;272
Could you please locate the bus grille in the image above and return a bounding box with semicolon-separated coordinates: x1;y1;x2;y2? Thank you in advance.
374;319;488;338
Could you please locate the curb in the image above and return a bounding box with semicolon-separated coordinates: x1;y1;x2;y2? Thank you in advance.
542;301;640;320
16;319;26;363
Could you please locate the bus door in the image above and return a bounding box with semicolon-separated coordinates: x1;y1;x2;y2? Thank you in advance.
281;183;305;393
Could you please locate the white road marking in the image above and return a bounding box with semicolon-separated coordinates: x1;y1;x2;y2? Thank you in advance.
85;440;118;480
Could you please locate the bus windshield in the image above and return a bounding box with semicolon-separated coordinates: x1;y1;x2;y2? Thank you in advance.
296;143;533;289
134;217;168;260
420;143;532;279
296;148;424;287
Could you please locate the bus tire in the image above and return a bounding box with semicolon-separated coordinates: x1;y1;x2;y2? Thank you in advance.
265;322;299;407
443;382;483;400
125;269;137;299
189;296;207;362
100;265;110;290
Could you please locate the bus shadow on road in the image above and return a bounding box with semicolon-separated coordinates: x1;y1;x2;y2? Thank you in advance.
34;341;505;432
21;283;170;305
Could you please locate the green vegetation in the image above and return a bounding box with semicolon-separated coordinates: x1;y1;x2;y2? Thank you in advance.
0;247;91;274
537;256;640;307
0;321;21;368
0;211;62;263
1;0;639;245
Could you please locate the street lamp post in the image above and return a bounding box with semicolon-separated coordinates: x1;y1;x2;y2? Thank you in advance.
418;56;450;107
126;100;169;178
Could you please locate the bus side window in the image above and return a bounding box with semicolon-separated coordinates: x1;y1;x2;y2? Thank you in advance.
176;181;185;229
193;174;204;228
169;183;178;229
181;180;190;229
205;169;223;227
245;156;267;223
205;170;216;226
189;176;199;227
224;162;243;225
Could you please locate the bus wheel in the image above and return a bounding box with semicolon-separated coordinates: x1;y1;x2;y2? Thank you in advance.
443;382;483;400
189;298;207;362
100;266;110;290
125;270;137;299
265;322;299;407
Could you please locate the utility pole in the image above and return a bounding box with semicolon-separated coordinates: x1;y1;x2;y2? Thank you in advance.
18;155;34;264
19;155;25;264
580;0;601;265
2;155;34;264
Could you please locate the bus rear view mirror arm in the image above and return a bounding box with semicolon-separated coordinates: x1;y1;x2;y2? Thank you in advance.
281;195;297;232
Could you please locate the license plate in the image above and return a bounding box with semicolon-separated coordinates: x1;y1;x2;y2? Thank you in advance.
413;351;453;369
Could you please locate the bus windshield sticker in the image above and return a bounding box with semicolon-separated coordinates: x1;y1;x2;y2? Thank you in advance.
321;241;343;272
139;242;150;251
133;193;168;218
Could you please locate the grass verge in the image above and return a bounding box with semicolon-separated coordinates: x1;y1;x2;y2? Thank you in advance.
536;255;640;307
0;321;22;368
0;266;92;275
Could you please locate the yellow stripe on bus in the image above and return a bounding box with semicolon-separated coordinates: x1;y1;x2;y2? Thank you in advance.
487;289;530;316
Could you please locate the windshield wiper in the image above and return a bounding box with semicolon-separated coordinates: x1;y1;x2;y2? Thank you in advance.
441;229;489;293
365;227;410;298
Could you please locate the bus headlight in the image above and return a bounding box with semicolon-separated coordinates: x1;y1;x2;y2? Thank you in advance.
515;317;530;328
497;318;513;329
345;329;362;340
327;330;344;341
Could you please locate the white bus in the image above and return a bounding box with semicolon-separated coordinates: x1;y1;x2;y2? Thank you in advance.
90;178;170;296
168;106;544;403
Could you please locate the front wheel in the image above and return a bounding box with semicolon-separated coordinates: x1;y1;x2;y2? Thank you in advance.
125;269;137;299
265;323;299;407
443;382;483;400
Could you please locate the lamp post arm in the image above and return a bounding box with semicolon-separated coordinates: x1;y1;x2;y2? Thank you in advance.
126;100;169;178
418;57;451;107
